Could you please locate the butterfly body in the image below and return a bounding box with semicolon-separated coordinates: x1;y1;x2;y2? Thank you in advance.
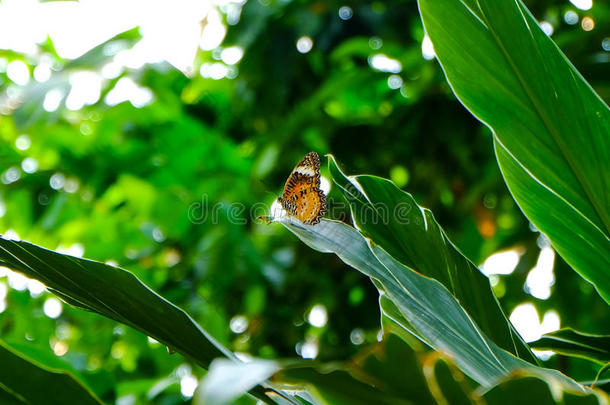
278;152;327;225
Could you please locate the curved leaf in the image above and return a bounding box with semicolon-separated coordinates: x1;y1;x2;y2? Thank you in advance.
481;373;607;405
281;217;584;392
529;328;610;364
0;237;292;405
328;155;535;363
0;339;103;405
268;155;597;393
418;0;610;303
0;237;228;365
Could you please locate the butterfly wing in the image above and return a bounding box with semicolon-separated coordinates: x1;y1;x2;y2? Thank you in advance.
279;152;327;225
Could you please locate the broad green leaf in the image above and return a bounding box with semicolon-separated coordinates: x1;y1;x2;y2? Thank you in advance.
328;155;536;363
418;0;610;303
0;237;289;405
280;217;583;391
529;328;610;364
0;237;227;365
0;339;103;405
494;140;610;295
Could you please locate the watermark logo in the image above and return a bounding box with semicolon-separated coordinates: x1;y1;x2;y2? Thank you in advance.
187;195;414;226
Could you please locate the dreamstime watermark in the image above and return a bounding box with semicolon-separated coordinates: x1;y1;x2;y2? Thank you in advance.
187;194;415;225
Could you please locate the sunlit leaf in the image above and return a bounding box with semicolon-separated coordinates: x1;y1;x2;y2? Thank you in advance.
418;0;610;303
328;155;535;363
529;328;610;364
280;218;582;391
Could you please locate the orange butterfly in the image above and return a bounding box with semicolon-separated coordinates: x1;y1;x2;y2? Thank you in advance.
278;152;327;225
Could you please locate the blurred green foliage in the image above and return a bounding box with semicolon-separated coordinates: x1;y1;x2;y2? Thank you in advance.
0;0;608;403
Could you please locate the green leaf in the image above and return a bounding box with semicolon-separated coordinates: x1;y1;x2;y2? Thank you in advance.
418;0;610;303
481;374;606;405
0;237;289;405
195;359;281;405
0;237;228;366
493;140;610;296
529;328;610;364
204;334;430;405
279;217;582;391
279;367;411;405
0;341;100;397
328;155;536;364
356;334;436;403
198;333;609;405
0;339;103;405
273;155;594;393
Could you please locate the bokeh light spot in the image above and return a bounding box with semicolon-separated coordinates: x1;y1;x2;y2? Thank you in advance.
6;60;30;85
390;165;409;187
43;89;64;112
1;167;21;184
481;249;522;276
43;297;63;319
220;46;244;65
338;6;353;20
180;375;198;398
350;328;365;345
15;134;31;150
368;37;382;50
230;315;248;333
300;339;319;359
539;21;553;36
525;247;555;300
308;304;328;328
369;54;401;73
564;10;579;25
50;173;66;190
581;17;594;31
296;36;313;54
387;74;403;89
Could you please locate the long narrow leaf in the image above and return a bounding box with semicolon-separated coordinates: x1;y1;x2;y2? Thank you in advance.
328;155;535;363
529;328;610;364
0;237;292;405
418;0;610;303
0;237;228;366
281;218;583;392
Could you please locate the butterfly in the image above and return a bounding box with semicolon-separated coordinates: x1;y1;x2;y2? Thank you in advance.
277;152;327;225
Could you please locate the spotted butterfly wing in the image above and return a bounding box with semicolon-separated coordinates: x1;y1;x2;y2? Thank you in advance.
279;152;327;225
